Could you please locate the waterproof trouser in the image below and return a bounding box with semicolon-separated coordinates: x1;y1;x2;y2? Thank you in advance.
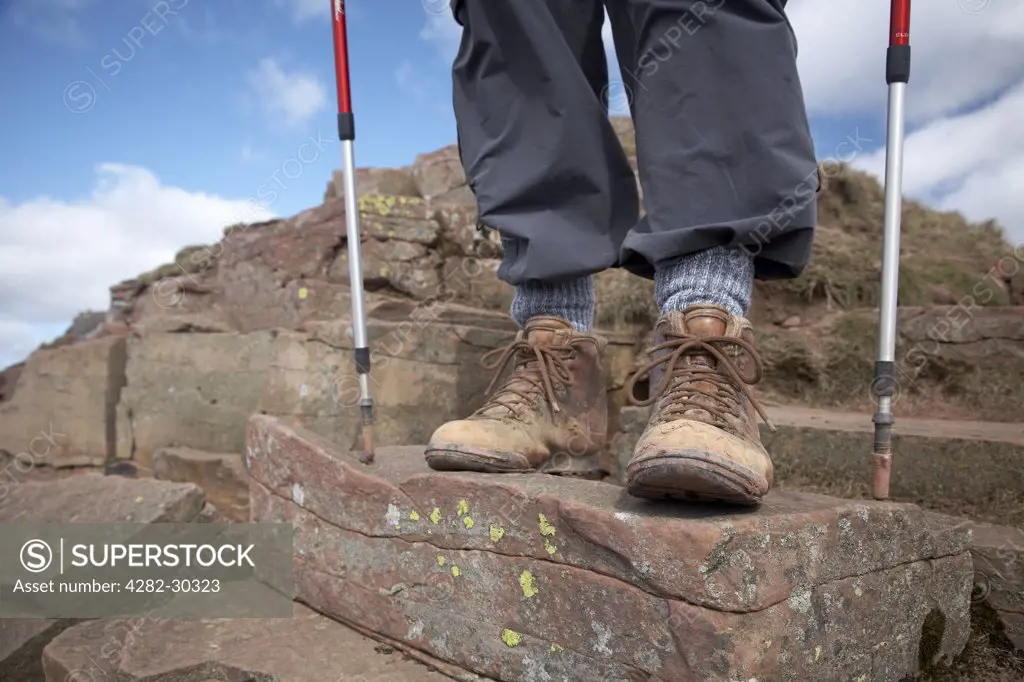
450;0;818;284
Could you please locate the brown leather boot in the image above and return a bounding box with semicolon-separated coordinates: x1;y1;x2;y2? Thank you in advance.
424;317;608;477
624;304;776;505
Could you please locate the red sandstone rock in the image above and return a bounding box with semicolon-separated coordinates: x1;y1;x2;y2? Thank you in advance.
0;336;127;468
0;474;206;680
969;521;1024;651
325;166;421;201
0;473;204;524
245;415;973;682
151;447;249;522
41;603;455;681
411;145;466;198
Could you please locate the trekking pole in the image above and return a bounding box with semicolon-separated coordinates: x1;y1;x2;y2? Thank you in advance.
331;0;375;464
871;0;911;500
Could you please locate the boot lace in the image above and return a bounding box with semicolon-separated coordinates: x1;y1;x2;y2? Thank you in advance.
476;339;575;416
626;333;776;431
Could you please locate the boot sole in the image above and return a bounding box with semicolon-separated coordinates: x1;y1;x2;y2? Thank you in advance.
625;449;768;506
425;443;605;479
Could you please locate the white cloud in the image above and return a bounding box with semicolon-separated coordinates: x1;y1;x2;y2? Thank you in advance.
420;9;462;63
0;165;274;367
785;1;1024;246
7;0;91;48
854;82;1024;245
239;142;264;163
247;58;326;128
788;1;1024;122
395;59;428;100
419;2;1024;246
276;0;325;23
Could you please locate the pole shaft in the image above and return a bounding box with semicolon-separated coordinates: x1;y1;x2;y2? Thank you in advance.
341;139;369;351
889;0;911;46
331;1;353;114
330;0;374;462
876;82;906;365
872;0;911;500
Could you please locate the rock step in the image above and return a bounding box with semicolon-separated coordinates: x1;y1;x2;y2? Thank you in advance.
0;474;205;524
968;521;1024;652
41;603;459;682
245;414;974;682
612;405;1024;524
151;447;249;522
766;405;1024;444
0;475;206;682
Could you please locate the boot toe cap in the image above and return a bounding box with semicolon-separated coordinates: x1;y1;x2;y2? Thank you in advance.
626;420;772;504
425;419;533;472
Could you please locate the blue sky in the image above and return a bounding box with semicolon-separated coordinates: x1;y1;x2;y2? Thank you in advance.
1;0;1022;369
0;0;463;218
0;0;878;217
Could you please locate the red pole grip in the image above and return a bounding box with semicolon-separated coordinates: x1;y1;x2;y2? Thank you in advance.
889;0;911;46
331;0;353;114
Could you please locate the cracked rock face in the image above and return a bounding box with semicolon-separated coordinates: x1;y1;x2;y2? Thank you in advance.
0;475;206;681
115;313;518;467
0;335;126;469
246;415;974;682
41;603;455;682
969;521;1024;651
0;474;205;524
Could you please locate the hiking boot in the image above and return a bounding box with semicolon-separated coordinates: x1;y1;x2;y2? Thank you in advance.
424;317;608;477
624;304;776;505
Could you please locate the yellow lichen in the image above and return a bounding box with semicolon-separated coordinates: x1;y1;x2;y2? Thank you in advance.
538;513;556;537
358;194;399;215
451;565;461;578
456;499;469;516
489;525;505;543
437;556;446;566
297;287;308;300
501;629;523;647
550;643;565;654
519;570;539;598
544;538;558;555
409;510;420;521
814;646;822;661
463;516;475;529
429;508;441;524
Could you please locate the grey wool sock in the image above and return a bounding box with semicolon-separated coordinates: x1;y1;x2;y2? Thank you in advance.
510;276;595;331
655;246;755;318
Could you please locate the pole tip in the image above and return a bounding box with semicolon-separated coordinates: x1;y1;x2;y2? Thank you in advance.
358;421;375;465
872;452;892;500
